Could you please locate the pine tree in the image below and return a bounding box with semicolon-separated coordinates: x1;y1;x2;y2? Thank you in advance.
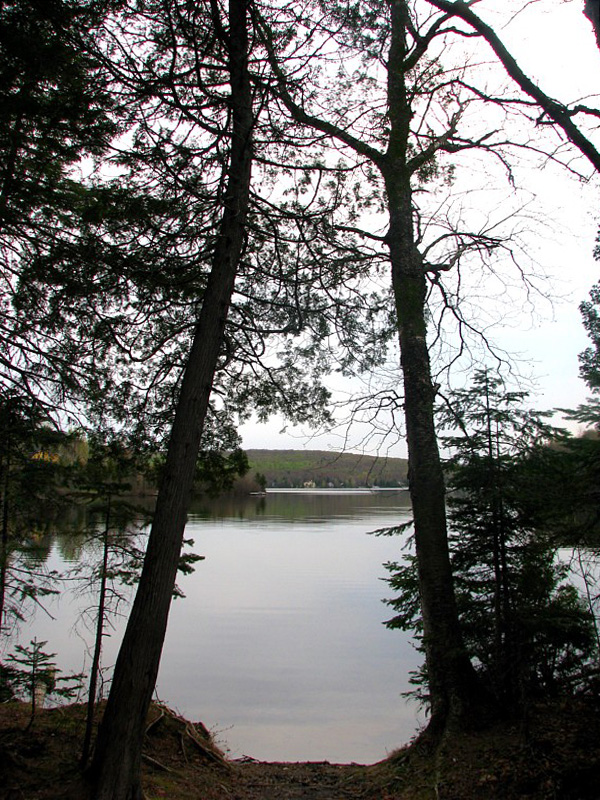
5;638;84;730
579;282;600;394
385;372;596;712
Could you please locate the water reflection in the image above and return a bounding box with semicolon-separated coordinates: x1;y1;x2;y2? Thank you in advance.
9;490;423;763
190;488;412;523
162;489;421;762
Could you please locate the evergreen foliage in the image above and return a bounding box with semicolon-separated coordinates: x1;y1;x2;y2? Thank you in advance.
579;282;600;392
545;282;600;546
4;638;84;729
384;372;597;712
0;1;121;416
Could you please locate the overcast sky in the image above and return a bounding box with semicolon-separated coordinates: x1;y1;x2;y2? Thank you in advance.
239;1;600;457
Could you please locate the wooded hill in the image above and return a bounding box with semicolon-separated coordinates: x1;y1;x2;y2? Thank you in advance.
245;449;408;489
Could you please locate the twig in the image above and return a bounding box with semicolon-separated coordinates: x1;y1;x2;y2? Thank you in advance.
145;706;165;736
141;753;174;773
179;732;188;764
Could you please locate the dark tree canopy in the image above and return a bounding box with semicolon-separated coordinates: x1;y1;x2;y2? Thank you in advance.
579;283;600;393
0;0;122;415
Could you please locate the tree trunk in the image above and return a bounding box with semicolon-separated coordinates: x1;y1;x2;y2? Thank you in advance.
386;199;481;731
585;0;600;50
0;454;9;635
88;2;253;797
81;495;111;767
384;0;485;735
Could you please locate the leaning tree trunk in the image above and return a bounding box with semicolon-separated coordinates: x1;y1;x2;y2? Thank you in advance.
384;0;486;735
88;2;253;797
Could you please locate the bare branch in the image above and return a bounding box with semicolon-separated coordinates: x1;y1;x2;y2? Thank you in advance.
426;0;600;173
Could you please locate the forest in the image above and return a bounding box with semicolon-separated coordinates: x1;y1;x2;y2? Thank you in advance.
1;1;600;798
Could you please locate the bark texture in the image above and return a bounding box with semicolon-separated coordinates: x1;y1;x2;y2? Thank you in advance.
89;2;253;797
384;0;483;732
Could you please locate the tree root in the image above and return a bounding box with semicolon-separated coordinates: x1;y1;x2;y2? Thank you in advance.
144;706;166;736
141;753;174;773
182;717;232;771
143;703;232;772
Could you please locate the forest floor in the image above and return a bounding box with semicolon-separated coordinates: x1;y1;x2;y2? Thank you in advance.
1;697;600;799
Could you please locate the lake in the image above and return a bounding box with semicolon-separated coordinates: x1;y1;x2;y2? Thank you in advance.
8;489;424;763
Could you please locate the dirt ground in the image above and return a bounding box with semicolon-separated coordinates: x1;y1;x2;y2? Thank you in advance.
1;698;600;799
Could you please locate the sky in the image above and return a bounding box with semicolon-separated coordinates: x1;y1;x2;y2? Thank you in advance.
239;0;600;458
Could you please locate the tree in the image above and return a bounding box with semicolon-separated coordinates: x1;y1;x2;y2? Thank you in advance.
256;0;570;732
585;0;600;49
1;0;381;787
0;0;121;416
4;0;368;455
4;638;84;730
424;1;600;174
439;373;596;703
73;435;208;767
73;437;145;767
552;280;600;659
579;283;600;393
83;0;397;787
385;372;597;713
88;1;257;796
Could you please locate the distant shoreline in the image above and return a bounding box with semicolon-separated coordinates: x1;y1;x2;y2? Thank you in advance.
265;486;408;494
245;448;409;491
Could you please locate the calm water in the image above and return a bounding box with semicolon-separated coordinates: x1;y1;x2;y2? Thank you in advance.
9;489;424;763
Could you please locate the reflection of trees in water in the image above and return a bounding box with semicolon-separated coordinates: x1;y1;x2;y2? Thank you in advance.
190;494;268;521
2;501;147;640
12;501;148;565
189;490;412;523
8;496;89;566
0;556;60;639
2;493;72;636
55;503;147;564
